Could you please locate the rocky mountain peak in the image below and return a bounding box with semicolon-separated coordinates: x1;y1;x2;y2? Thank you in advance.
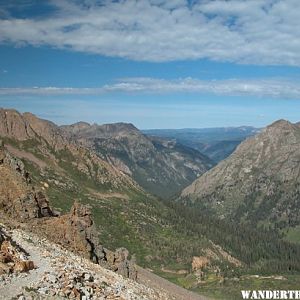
0;108;68;149
60;121;91;134
62;121;139;137
0;108;35;140
263;119;297;134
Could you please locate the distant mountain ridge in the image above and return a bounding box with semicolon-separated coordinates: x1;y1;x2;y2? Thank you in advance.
143;126;260;162
181;119;300;230
62;121;214;198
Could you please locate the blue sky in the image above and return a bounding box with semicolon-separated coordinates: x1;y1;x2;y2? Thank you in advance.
0;0;300;129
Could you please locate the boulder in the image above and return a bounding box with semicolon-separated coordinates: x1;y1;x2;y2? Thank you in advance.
0;261;11;274
0;230;34;275
14;260;35;273
107;248;137;280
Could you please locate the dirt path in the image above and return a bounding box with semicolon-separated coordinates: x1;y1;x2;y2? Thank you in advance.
0;230;53;299
137;266;210;300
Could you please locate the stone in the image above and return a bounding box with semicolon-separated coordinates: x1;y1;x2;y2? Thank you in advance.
0;262;11;274
47;274;57;283
192;256;210;271
83;273;93;282
107;248;137;280
14;260;35;273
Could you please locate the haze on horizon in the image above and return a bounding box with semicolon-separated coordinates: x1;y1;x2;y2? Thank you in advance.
0;0;300;129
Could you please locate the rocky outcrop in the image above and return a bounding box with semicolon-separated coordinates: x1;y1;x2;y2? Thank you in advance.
192;256;210;272
37;202;106;263
38;202;137;280
2;149;31;183
107;248;137;280
0;190;53;220
68;202;106;264
0;146;53;221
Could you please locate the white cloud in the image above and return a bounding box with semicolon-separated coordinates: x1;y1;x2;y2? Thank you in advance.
0;0;300;65
0;87;102;95
1;77;300;99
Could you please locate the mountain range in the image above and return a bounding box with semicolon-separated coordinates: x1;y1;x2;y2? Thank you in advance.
62;121;213;198
1;108;300;299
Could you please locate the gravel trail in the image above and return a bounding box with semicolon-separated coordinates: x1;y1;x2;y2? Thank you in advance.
0;230;53;299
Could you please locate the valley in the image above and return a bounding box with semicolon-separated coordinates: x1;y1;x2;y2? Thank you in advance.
1;108;300;299
143;127;260;163
1;1;299;299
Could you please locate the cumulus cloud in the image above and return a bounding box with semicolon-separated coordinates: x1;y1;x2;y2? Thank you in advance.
1;77;300;99
0;0;300;65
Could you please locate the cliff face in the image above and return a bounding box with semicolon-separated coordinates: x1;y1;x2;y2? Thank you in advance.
181;120;300;228
0;143;53;220
0;109;35;141
0;109;67;148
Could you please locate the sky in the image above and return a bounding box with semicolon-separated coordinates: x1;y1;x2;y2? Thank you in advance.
0;0;300;129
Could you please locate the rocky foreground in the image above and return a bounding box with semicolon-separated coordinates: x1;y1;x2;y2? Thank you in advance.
0;225;172;300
